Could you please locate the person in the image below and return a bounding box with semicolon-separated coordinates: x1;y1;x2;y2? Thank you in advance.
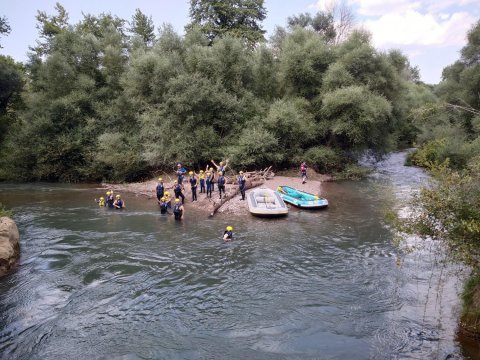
211;159;229;175
113;194;125;209
300;161;308;184
223;226;233;241
206;165;216;191
159;197;170;214
172;198;184;220
199;170;206;193
189;171;198;201
105;191;115;208
238;171;246;200
176;163;187;185
155;177;165;202
164;191;172;209
94;196;105;207
205;170;212;198
173;180;185;204
217;171;226;199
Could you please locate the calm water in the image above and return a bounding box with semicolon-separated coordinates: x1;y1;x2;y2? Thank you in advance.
0;152;474;359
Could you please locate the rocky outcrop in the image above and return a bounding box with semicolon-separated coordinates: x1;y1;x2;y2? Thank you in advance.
0;217;20;277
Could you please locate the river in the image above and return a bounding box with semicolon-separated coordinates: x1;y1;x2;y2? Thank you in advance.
0;152;475;359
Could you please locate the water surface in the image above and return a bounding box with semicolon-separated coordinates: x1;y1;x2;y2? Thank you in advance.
0;153;472;359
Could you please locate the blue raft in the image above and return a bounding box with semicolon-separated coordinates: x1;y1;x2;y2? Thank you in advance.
277;186;329;209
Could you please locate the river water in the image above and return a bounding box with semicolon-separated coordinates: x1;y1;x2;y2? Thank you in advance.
0;152;474;359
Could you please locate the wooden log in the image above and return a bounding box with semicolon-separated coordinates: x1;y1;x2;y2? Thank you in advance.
208;179;264;217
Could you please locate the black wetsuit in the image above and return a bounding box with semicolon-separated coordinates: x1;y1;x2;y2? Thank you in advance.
173;203;183;220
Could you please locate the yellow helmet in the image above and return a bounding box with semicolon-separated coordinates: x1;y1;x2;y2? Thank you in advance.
226;226;233;231
106;191;111;195
175;198;180;203
160;197;165;201
116;194;121;198
277;187;282;191
200;170;204;173
165;191;169;196
174;180;177;184
189;171;193;175
209;167;213;171
100;196;104;200
158;177;163;181
239;171;244;174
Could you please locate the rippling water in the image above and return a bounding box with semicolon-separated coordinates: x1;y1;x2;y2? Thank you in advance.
0;152;473;359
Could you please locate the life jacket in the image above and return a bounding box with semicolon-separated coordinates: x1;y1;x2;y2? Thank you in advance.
156;183;164;195
238;176;246;187
160;201;168;213
115;200;124;208
189;176;197;186
218;176;225;186
98;200;105;207
173;204;183;219
174;184;182;195
199;174;205;180
224;230;233;240
106;196;114;208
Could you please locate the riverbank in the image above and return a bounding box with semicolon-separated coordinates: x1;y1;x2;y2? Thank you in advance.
103;172;331;217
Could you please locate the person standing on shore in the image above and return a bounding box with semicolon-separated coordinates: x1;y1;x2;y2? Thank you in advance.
300;161;307;184
199;170;206;193
238;171;246;200
189;171;198;202
217;171;226;199
173;180;185;204
206;165;216;192
155;177;165;202
176;163;187;185
205;170;213;198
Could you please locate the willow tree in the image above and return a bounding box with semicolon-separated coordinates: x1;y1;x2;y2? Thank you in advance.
186;0;266;47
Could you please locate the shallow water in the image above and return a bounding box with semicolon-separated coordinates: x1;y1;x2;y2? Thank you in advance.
0;152;474;359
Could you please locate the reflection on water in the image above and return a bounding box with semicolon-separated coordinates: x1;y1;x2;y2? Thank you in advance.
0;153;472;359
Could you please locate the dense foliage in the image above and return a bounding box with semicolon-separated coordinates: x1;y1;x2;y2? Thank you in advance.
396;20;480;335
0;2;426;182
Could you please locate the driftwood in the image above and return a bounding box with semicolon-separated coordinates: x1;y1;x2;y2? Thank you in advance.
208;178;265;217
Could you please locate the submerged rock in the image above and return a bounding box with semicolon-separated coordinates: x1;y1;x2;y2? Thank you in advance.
0;217;20;276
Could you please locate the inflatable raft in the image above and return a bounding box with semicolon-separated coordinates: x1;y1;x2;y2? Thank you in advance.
277;186;328;209
247;188;288;217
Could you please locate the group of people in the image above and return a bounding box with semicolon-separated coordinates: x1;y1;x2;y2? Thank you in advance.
95;190;126;209
154;160;248;221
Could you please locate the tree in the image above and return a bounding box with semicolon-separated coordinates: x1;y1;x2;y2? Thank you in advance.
287;12;336;43
129;8;155;47
187;0;266;47
0;16;11;48
32;2;69;56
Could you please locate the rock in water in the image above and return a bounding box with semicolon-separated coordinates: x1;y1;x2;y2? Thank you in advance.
0;217;20;276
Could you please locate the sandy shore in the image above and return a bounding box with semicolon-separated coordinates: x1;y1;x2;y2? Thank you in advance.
104;172;330;217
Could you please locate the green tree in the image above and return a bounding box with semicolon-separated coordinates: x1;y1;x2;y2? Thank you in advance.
32;2;69;56
287;12;336;43
129;8;155;47
0;16;11;48
187;0;266;47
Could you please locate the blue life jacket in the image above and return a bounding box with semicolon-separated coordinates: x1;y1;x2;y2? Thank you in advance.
156;183;164;195
224;230;233;240
173;204;183;219
218;176;225;186
189;176;197;186
174;184;182;195
238;176;246;187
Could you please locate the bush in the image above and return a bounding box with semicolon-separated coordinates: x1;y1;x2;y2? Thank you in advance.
302;146;342;173
0;203;12;217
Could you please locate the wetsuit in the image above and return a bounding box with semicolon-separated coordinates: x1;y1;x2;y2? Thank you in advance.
160;201;169;214
173;203;183;220
199;174;205;193
176;168;186;184
238;175;246;200
206;174;212;198
106;195;114;208
223;230;233;240
156;182;165;201
189;176;197;201
174;184;185;204
218;175;226;199
210;171;216;191
114;199;124;209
